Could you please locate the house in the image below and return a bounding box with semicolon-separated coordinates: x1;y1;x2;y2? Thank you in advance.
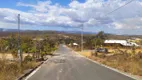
104;40;139;47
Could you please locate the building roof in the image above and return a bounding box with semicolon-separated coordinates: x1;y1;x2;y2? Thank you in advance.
104;40;127;44
73;43;78;46
104;40;139;47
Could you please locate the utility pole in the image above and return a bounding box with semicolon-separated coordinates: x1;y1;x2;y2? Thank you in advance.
18;14;22;66
81;24;84;52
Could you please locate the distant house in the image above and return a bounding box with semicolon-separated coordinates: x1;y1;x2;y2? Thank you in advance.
104;40;139;47
73;43;78;46
33;38;44;41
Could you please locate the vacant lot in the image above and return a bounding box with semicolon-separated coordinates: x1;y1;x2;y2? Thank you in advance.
78;48;142;77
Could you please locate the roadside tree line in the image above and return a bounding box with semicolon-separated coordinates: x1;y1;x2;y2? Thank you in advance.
0;34;58;61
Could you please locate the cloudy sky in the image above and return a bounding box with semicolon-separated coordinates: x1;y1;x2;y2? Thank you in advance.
0;0;142;35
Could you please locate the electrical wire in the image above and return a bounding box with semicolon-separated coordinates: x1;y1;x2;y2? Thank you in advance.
105;0;135;16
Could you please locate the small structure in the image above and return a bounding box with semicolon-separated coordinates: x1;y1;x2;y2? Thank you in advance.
33;38;44;41
73;43;78;46
72;43;78;50
104;40;139;47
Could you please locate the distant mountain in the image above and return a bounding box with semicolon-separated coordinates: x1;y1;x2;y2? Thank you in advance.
0;28;16;32
0;28;24;32
0;28;97;34
0;28;3;32
59;31;97;34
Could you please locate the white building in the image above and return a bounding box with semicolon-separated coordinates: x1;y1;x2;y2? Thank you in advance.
104;40;139;47
73;43;78;46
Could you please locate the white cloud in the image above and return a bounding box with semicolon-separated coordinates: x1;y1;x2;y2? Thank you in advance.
0;21;17;29
0;0;142;34
112;17;142;29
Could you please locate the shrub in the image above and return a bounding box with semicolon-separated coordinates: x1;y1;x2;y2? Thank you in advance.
24;55;33;62
22;61;37;70
91;51;98;56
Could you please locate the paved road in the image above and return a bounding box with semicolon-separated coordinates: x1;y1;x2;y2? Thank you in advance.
27;45;134;80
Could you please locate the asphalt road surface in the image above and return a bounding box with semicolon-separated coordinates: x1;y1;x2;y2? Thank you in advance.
26;45;134;80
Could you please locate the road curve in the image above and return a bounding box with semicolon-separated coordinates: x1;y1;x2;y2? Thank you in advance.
26;45;135;80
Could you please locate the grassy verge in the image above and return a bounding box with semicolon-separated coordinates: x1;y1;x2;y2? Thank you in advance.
0;60;39;80
78;50;142;77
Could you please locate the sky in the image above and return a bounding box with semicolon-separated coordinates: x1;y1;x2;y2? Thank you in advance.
0;0;142;35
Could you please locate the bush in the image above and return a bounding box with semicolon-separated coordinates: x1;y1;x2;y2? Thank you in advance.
98;53;106;58
22;61;37;70
24;55;33;62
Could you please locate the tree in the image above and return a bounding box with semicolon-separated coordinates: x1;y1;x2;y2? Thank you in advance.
84;36;96;49
21;36;33;53
96;31;106;39
0;39;8;52
84;31;107;49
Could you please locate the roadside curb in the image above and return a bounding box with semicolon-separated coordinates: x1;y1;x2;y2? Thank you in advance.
17;61;44;80
65;46;140;80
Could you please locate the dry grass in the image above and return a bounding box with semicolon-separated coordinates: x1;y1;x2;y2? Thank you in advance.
78;51;92;57
103;55;142;76
0;53;32;60
78;50;142;77
0;59;39;80
107;48;142;54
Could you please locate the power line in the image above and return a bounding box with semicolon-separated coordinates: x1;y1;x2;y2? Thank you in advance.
92;0;135;25
105;0;135;16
